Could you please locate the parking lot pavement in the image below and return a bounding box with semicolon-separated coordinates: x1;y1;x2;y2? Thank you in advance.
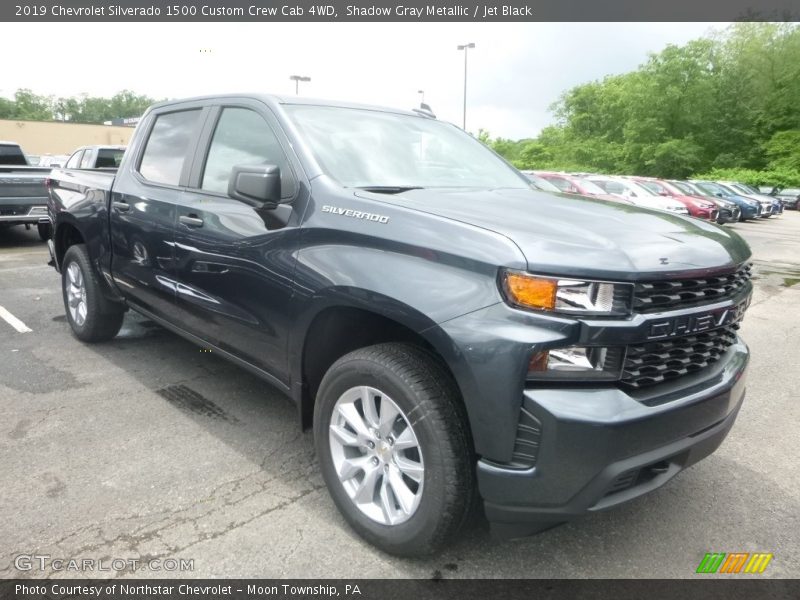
1;214;799;580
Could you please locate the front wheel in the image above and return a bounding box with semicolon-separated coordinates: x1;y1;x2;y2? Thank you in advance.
314;343;475;556
61;244;125;342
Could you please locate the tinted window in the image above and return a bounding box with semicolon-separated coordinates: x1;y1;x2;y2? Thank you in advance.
201;107;294;198
139;110;201;185
66;150;84;169
97;148;125;168
0;144;28;166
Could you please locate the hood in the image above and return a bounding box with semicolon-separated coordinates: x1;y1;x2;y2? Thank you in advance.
360;187;751;280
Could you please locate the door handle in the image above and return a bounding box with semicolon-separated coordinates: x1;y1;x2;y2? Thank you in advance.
112;201;130;212
179;214;204;228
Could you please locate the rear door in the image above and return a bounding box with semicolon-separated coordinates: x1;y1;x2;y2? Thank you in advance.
109;104;209;320
170;100;307;383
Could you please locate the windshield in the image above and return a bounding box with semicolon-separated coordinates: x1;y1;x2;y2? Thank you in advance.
623;179;658;197
671;181;699;195
695;182;728;197
637;180;668;195
574;178;607;195
524;174;560;192
285;105;528;189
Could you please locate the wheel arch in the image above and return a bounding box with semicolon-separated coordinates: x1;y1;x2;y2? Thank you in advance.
290;291;470;433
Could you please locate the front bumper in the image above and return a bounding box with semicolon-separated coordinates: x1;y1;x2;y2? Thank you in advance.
478;339;748;537
717;207;739;224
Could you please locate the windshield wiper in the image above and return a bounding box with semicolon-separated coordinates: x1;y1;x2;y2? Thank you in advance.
356;186;425;194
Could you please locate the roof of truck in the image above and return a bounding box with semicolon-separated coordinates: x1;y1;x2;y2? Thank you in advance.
148;94;428;119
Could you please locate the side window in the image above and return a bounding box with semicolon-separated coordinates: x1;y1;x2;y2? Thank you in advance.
201;107;295;198
80;150;94;169
66;150;83;169
139;109;201;186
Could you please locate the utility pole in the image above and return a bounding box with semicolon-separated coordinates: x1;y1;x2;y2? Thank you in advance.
289;75;311;95
457;43;475;130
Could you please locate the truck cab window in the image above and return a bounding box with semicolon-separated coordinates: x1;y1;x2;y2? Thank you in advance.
80;150;94;169
139;109;201;186
66;150;83;169
201;107;294;198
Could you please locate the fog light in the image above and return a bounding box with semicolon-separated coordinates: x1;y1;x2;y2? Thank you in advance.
528;346;623;382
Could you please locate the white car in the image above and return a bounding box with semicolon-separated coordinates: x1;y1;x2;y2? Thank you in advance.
585;175;689;215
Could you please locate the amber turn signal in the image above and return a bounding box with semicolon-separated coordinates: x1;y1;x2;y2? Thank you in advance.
503;272;558;311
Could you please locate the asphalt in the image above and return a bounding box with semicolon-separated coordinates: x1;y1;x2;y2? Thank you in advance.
0;213;798;579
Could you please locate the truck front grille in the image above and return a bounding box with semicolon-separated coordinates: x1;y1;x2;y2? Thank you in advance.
633;263;751;313
621;323;739;388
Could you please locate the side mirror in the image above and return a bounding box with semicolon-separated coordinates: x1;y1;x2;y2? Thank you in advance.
715;192;723;198
228;164;281;209
659;191;669;196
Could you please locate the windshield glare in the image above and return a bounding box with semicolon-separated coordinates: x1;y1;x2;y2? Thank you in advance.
285;105;527;189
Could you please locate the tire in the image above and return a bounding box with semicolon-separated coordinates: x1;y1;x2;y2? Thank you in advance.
37;222;51;241
61;244;125;343
314;343;475;556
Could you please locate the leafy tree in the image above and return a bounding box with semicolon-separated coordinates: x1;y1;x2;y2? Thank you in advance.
485;23;800;185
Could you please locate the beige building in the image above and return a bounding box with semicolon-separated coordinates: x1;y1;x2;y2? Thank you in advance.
0;119;135;155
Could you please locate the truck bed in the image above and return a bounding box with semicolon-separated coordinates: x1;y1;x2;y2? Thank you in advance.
0;165;52;224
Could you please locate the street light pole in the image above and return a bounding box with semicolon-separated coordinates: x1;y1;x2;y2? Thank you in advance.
457;43;475;131
289;75;311;95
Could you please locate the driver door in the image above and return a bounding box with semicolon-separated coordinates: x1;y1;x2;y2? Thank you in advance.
170;101;305;385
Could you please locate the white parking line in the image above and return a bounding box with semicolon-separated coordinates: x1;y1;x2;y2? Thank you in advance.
0;305;32;333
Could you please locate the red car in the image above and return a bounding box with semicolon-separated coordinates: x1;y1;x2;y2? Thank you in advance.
630;177;719;220
534;171;632;204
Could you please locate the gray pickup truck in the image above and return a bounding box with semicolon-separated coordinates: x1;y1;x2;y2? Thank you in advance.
1;141;52;240
63;145;126;170
47;94;752;556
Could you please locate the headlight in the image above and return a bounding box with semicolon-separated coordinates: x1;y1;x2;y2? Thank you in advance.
527;346;624;381
501;270;633;316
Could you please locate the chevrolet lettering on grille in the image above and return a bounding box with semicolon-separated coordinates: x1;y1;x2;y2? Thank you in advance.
647;300;749;340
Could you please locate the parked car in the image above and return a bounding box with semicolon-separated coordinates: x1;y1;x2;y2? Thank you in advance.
584;175;689;214
519;171;561;193
47;94;752;556
630;177;718;221
773;187;800;210
715;182;774;218
690;181;761;221
533;171;632;204
722;182;783;216
0;141;53;240
668;180;740;224
64;145;126;170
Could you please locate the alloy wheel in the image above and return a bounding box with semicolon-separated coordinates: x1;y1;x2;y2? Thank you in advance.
328;386;425;525
66;262;88;326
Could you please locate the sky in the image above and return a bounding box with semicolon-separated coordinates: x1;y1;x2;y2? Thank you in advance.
0;22;724;139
